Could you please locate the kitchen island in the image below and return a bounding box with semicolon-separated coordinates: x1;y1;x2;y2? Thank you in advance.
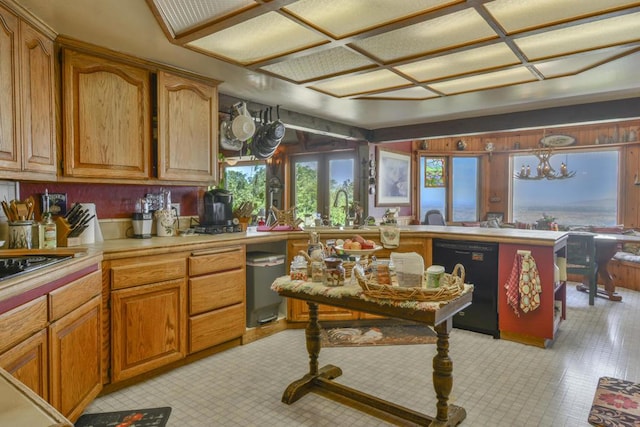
271;275;473;426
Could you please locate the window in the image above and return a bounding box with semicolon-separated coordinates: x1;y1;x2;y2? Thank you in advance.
223;163;267;220
511;149;619;226
290;152;356;226
419;155;480;223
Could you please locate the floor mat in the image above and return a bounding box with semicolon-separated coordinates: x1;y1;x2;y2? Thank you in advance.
74;406;171;427
320;321;437;347
588;377;640;426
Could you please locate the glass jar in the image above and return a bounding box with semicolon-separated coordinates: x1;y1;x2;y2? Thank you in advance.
41;212;57;249
323;257;345;286
310;261;325;283
290;256;308;281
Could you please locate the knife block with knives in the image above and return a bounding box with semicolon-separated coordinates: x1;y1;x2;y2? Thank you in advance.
56;203;95;247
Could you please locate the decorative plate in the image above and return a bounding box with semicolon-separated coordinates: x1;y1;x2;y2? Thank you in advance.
335;245;382;256
539;134;576;147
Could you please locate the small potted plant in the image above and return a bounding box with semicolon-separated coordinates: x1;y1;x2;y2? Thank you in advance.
536;213;556;230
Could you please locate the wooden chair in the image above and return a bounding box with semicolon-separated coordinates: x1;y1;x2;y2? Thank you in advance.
567;232;597;305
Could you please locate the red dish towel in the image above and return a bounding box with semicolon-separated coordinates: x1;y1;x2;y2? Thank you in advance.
505;253;523;317
504;252;542;317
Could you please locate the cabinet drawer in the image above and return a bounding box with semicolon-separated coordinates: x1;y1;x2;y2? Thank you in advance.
0;296;48;353
49;270;101;321
189;269;245;315
111;258;186;290
189;303;245;353
189;246;245;276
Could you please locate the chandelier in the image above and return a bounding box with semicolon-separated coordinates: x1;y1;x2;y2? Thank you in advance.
514;148;576;180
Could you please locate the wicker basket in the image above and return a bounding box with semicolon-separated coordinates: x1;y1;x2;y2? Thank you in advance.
355;263;466;302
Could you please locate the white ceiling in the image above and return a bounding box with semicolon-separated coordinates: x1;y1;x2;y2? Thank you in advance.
13;0;640;135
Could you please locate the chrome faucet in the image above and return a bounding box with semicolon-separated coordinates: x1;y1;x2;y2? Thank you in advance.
333;188;350;227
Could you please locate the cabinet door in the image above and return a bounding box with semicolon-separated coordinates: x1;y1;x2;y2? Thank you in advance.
19;20;56;174
0;329;48;400
49;295;102;421
111;278;186;382
157;71;218;182
0;5;20;171
62;49;150;179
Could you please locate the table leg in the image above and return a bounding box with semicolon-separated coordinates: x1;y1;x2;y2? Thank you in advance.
594;239;622;302
281;302;342;404
432;318;466;426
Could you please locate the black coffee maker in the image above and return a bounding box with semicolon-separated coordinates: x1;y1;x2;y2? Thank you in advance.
202;189;233;225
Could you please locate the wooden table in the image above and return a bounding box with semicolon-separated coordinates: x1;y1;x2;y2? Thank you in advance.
272;278;472;426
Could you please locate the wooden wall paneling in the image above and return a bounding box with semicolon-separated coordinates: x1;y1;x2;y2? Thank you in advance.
622;145;640;228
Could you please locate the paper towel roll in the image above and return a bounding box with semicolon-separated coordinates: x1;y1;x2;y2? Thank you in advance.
78;203;103;244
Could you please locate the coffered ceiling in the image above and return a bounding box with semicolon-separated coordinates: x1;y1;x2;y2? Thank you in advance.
12;0;640;140
148;0;640;100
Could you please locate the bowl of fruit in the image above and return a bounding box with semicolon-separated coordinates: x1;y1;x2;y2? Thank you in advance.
335;235;382;256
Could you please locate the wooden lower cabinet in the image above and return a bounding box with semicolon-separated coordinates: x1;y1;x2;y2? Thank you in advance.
188;246;246;354
111;278;187;382
0;329;48;400
189;303;245;353
0;264;102;422
49;295;102;421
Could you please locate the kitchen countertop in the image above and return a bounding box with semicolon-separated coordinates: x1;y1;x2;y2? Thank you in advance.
0;225;567;304
0;248;103;309
92;225;568;259
0;367;72;427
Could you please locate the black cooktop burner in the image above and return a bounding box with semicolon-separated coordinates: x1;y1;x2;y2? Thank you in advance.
0;255;73;281
192;224;242;234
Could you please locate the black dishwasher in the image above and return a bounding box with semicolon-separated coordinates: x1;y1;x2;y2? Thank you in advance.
432;239;499;338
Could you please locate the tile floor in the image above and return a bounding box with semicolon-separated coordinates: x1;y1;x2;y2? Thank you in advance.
83;285;640;426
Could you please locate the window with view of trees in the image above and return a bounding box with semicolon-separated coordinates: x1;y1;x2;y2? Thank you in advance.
419;155;480;223
291;152;356;226
223;164;267;220
511;149;619;226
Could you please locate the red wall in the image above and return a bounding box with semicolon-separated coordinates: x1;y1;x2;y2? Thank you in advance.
19;182;202;219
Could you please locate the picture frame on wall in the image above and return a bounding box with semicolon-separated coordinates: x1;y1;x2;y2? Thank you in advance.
376;148;411;206
41;192;67;216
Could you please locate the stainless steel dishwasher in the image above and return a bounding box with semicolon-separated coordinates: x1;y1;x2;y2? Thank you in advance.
432;239;500;338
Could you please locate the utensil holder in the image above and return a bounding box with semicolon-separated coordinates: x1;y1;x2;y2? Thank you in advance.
55;217;81;247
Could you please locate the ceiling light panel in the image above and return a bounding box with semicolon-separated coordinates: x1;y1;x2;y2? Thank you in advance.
283;0;461;38
260;47;375;82
515;12;640;61
310;69;412;97
535;46;638;78
429;67;537;95
359;86;440;100
153;0;256;34
187;12;328;64
351;8;498;63
395;43;520;82
485;0;640;34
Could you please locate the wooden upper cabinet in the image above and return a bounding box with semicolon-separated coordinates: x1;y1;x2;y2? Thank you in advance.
19;21;56;174
0;5;20;171
0;6;56;175
157;71;218;182
62;50;150;179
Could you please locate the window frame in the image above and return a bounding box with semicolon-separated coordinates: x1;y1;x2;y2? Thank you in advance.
418;154;481;223
509;146;622;226
289;150;359;225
